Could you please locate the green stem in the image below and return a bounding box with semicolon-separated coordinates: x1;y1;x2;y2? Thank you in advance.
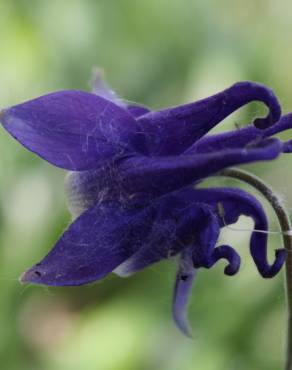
218;167;292;370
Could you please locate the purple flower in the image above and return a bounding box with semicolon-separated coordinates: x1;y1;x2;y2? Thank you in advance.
1;72;291;335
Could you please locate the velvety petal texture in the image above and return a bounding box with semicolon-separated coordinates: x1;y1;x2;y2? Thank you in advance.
187;112;292;155
2;77;290;336
21;190;216;286
0;91;142;170
182;187;287;278
64;138;282;218
21;199;162;286
115;203;219;277
137;82;281;155
113;185;285;278
117;138;282;198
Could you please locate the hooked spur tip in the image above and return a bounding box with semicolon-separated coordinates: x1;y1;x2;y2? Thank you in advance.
258;248;287;279
253;116;273;129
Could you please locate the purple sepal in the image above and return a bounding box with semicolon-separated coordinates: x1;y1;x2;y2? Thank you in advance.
172;249;196;337
21;192;196;286
0;91;142;170
20;200;158;286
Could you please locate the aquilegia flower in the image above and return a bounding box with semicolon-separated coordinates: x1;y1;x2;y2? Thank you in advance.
1;72;292;335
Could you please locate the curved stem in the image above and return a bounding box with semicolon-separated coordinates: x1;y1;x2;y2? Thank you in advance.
218;167;292;370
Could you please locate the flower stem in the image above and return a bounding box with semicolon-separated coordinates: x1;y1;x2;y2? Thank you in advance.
218;167;292;370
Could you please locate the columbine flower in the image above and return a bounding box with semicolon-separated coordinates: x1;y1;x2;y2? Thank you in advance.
1;72;292;335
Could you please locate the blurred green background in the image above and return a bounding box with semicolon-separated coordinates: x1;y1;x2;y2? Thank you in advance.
1;1;292;369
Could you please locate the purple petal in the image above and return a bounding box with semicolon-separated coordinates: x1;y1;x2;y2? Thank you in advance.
118;138;282;199
172;249;196;337
113;214;178;277
174;203;239;275
137;82;281;155
116;186;278;279
64;138;282;214
0;91;141;170
264;112;292;136
20;200;161;286
186;126;263;154
211;245;241;276
188;112;292;155
22;191;205;286
184;187;287;278
187;206;220;268
115;203;219;277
